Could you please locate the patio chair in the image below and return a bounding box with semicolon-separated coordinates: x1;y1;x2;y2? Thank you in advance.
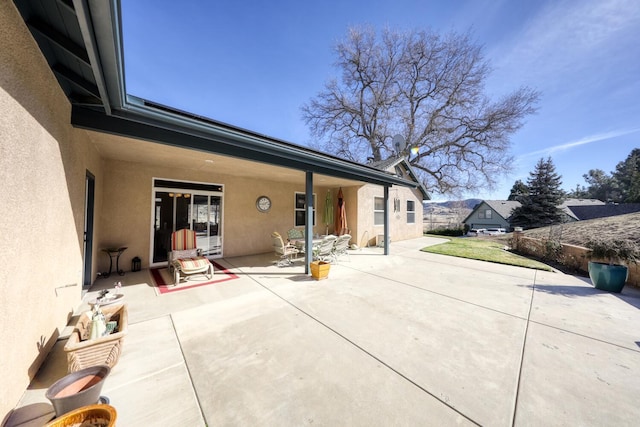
332;234;352;262
315;235;337;262
169;229;214;285
287;228;306;253
287;228;305;241
272;232;299;266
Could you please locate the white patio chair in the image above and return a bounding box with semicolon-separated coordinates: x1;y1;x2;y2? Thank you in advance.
272;232;299;266
315;235;337;262
332;234;352;262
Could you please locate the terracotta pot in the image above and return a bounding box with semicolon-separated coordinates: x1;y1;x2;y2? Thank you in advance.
45;365;110;417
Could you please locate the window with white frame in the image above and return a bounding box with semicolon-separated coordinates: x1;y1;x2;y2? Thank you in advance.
406;200;415;223
479;209;493;219
374;197;385;225
294;192;316;227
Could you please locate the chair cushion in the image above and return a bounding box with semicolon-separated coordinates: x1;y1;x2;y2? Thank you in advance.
287;229;304;240
174;256;210;272
172;229;197;250
172;249;199;259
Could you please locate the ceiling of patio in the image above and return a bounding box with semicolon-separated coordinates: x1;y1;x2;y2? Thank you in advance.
87;130;362;187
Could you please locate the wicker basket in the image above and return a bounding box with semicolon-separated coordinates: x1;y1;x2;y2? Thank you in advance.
64;304;128;373
44;404;117;427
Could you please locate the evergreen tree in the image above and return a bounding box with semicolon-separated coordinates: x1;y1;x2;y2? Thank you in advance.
613;149;640;202
566;183;589;199
507;179;529;201
510;157;564;229
582;168;619;202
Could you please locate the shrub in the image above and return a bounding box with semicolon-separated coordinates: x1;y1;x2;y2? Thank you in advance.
543;239;562;261
427;227;465;237
585;237;640;265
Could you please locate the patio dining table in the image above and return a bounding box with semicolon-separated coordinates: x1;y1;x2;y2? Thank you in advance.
290;236;331;257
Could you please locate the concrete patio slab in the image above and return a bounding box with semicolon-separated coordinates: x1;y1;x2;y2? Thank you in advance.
529;271;640;351
171;288;474;426
256;269;527;425
8;237;640;426
515;322;640;426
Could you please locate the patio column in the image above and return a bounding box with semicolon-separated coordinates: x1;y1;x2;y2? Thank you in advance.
384;185;390;255
304;171;313;274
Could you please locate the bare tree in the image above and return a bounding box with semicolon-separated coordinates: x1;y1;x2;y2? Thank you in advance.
302;26;540;196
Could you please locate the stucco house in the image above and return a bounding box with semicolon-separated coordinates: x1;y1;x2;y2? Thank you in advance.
1;1;428;417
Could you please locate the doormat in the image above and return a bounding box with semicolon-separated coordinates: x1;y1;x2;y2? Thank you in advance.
150;261;238;295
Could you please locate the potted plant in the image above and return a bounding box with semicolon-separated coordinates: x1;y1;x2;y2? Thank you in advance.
585;237;640;293
310;260;330;280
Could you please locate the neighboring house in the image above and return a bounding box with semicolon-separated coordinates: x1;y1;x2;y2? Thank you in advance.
565;203;640;221
559;198;606;222
463;198;632;230
0;1;428;415
463;200;521;231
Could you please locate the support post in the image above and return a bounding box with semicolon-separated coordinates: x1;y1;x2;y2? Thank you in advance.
304;171;313;274
384;186;390;255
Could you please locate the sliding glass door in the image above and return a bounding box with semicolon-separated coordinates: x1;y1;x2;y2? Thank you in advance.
192;194;222;256
152;180;223;265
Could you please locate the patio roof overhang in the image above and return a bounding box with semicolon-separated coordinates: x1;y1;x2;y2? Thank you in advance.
13;0;421;191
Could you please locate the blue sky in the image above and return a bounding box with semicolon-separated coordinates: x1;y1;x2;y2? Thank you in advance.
121;0;640;201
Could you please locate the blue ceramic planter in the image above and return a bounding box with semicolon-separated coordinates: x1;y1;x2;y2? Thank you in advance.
588;261;627;293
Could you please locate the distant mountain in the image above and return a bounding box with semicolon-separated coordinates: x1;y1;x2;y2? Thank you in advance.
424;199;482;210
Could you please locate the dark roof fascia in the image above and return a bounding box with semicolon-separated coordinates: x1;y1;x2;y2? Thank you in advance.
401;161;430;201
70;0;128;111
71;104;418;188
68;0;418;189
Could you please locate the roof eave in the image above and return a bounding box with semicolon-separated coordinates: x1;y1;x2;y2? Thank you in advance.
69;0;417;190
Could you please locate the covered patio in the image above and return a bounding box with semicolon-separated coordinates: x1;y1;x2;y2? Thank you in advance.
1;0;428;413
10;237;640;426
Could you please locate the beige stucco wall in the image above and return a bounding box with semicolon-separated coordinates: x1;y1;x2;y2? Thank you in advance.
0;3;103;418
356;184;425;247
95;155;337;270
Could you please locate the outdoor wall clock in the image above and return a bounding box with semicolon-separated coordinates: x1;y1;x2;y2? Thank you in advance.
256;195;272;212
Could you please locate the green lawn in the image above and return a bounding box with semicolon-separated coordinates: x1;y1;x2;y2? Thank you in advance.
422;235;555;271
